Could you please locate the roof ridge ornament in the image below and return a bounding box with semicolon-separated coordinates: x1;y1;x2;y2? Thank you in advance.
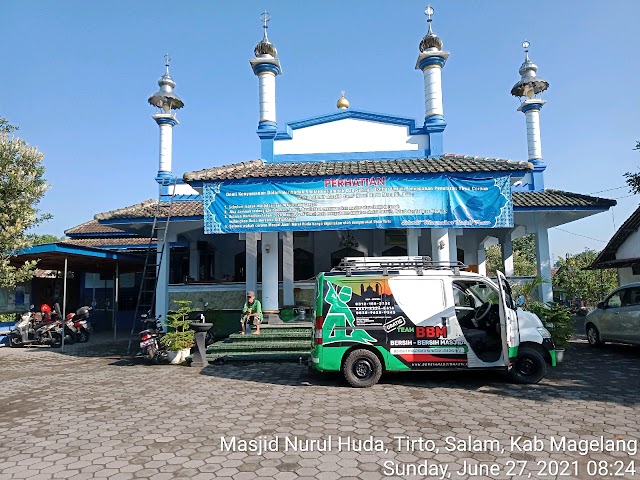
254;11;278;58
419;4;443;52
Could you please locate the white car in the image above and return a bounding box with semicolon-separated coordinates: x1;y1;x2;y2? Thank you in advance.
585;283;640;346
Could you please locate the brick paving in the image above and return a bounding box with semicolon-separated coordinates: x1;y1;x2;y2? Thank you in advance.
0;334;639;479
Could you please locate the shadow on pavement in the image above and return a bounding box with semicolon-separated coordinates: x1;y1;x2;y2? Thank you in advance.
196;340;640;406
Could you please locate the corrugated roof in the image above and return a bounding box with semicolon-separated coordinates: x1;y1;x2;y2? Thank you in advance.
588;204;640;270
183;154;532;182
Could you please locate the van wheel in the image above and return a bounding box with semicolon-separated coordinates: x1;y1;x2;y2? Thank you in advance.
509;347;546;384
343;349;382;388
586;324;603;347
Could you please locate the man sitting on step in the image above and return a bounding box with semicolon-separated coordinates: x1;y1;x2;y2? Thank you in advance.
240;291;263;335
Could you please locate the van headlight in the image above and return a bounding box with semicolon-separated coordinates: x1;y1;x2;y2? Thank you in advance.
537;327;551;338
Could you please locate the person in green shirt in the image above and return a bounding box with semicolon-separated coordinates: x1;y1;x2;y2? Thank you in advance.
241;291;263;335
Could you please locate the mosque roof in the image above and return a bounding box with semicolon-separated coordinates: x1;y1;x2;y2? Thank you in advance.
94;199;204;222
65;220;136;237
183;154;533;182
512;190;617;209
62;238;155;249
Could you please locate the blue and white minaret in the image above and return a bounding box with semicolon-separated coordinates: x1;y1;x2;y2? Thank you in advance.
511;41;549;191
250;12;282;162
415;5;449;157
148;54;184;194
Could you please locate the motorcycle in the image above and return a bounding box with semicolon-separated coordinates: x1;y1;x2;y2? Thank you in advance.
8;308;62;348
138;314;168;364
65;306;92;343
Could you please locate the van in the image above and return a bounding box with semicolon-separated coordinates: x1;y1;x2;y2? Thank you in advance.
310;257;556;387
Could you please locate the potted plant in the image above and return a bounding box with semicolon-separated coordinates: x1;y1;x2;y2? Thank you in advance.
160;300;195;364
528;301;574;363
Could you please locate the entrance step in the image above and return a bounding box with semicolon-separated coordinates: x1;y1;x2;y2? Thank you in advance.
206;322;313;363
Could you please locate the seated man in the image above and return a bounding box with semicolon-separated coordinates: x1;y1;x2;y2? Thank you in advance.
240;291;263;335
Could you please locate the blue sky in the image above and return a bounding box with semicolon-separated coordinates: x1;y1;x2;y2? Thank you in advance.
2;1;639;262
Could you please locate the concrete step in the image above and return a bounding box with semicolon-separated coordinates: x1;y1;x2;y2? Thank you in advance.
206;350;311;362
224;331;312;342
208;340;311;353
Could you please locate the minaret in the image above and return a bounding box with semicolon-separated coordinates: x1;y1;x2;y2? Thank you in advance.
148;55;184;193
511;41;549;190
415;5;449;157
250;12;282;162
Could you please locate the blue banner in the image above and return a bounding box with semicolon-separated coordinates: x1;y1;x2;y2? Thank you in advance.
203;174;513;234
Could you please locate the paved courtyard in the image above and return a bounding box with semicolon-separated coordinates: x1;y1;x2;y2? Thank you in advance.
1;335;639;480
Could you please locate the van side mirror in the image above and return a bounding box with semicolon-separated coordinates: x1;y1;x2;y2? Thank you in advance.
597;301;606;309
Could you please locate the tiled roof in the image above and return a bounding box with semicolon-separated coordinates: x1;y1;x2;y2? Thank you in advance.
95;199;203;222
62;238;155;249
64;220;133;237
183;154;532;182
512;190;617;209
588;204;640;270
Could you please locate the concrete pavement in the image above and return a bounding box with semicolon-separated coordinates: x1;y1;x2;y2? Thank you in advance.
0;334;639;479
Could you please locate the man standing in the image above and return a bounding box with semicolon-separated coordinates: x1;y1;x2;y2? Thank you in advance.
241;291;263;335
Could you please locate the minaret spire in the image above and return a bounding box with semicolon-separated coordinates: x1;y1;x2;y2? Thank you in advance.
511;40;549;190
415;4;449;157
250;11;282;162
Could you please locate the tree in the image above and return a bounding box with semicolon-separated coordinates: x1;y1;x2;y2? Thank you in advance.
625;141;640;194
552;249;618;308
485;234;537;276
0;118;50;288
28;234;64;245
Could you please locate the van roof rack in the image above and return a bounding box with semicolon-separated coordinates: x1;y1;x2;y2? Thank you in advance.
332;256;467;276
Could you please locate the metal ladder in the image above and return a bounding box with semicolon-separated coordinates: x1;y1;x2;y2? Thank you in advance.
127;178;178;353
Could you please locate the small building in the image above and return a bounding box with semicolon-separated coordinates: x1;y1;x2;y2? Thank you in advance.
588;205;640;285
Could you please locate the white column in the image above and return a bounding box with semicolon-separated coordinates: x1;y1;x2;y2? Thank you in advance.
261;231;279;317
430;228;451;263
189;241;199;280
158;123;173;173
501;237;514;278
282;231;294;306
448;230;458;264
534;225;553;302
155;232;176;324
245;233;258;295
423;66;443;119
258;72;276;123
407;229;420;256
477;247;487;276
525;108;542;160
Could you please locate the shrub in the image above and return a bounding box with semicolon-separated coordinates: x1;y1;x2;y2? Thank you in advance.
160;300;195;351
528;301;575;349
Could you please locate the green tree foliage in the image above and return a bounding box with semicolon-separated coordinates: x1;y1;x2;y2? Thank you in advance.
485;234;537;277
552;250;618;307
28;234;64;245
625;141;640;194
0;118;50;288
160;300;195;351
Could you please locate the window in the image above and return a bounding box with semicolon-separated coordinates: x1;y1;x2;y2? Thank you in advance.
607;291;623;308
623;287;640;307
632;264;640;276
385;230;407;246
294;248;314;281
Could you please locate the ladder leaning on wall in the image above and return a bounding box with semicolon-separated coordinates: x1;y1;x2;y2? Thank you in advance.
127;178;178;354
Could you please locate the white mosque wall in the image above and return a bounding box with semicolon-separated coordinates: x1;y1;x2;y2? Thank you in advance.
274;118;429;156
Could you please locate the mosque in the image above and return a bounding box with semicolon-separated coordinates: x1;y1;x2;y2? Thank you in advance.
64;8;616;324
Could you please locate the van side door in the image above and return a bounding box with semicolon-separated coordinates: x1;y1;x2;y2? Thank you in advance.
496;271;520;365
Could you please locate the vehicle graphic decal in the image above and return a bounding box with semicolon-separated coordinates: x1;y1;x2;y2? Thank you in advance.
323;282;377;346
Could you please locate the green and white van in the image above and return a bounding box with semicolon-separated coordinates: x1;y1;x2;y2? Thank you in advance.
310;257;556;387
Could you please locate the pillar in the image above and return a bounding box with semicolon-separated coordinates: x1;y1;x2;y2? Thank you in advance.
155;232;176;324
282;231;294;306
430;228;451;263
245;233;258;295
534;225;553;303
477;247;487;276
407;229;420;256
261;231;279;321
501;236;514;278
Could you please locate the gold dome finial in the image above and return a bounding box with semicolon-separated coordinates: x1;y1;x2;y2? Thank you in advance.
337;90;349;109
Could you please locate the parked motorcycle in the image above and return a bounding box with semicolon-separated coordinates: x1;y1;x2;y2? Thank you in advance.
65;306;92;343
138;314;168;364
8;308;62;348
